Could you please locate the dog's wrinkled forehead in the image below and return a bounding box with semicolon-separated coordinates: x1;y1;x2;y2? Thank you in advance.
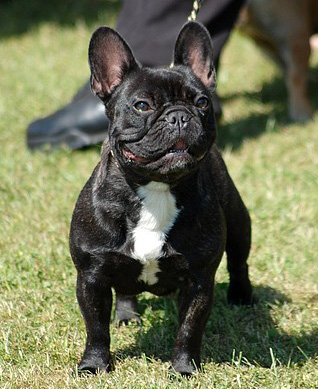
124;67;205;104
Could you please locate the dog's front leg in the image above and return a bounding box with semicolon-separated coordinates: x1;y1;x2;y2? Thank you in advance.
76;271;113;374
172;275;214;375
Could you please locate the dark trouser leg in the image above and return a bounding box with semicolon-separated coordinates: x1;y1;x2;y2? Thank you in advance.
117;0;246;69
225;196;253;305
76;272;113;374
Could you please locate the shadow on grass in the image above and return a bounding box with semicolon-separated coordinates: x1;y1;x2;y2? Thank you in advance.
0;0;121;38
217;66;318;150
114;284;318;368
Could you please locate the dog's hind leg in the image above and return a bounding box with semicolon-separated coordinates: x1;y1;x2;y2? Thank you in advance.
115;293;141;325
224;192;254;305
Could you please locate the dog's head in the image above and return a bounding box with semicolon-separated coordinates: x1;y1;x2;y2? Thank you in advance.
89;21;217;184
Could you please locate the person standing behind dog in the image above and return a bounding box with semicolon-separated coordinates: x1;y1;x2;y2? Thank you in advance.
27;0;246;150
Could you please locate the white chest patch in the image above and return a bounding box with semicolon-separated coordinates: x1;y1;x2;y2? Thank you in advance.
131;181;179;285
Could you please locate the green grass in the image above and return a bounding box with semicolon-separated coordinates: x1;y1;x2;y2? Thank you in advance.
1;1;318;387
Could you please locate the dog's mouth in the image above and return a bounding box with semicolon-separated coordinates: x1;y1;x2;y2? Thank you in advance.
122;146;150;163
122;138;195;164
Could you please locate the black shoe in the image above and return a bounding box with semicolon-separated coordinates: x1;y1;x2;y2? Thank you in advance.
27;82;109;150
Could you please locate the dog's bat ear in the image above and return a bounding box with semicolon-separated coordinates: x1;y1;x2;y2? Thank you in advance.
88;26;139;100
173;21;216;90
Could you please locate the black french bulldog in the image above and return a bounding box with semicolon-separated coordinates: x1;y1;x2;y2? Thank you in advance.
69;21;253;376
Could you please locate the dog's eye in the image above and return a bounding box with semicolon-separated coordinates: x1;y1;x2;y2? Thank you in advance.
195;97;209;109
134;101;151;112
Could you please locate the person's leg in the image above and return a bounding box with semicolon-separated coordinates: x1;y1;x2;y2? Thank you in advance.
117;0;245;70
116;1;193;67
200;0;246;116
27;0;245;150
199;0;246;70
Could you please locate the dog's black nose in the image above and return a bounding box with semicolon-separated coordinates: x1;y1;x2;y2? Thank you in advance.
165;109;191;130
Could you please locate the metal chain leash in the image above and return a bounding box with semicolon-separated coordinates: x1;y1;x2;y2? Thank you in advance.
188;0;204;21
170;0;204;67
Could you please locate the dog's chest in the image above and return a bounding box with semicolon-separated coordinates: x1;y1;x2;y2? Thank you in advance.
131;181;180;285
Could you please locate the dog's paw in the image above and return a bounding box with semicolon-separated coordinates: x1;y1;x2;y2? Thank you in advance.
78;349;113;375
171;353;200;376
115;314;142;327
227;281;255;306
115;294;141;326
115;302;141;326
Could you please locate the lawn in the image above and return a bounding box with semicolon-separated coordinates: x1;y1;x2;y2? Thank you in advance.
0;1;317;388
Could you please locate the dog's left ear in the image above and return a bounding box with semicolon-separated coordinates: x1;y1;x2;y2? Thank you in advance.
174;21;216;89
88;26;139;100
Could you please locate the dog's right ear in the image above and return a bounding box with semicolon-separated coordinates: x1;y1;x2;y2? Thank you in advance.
174;21;216;90
88;27;139;100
